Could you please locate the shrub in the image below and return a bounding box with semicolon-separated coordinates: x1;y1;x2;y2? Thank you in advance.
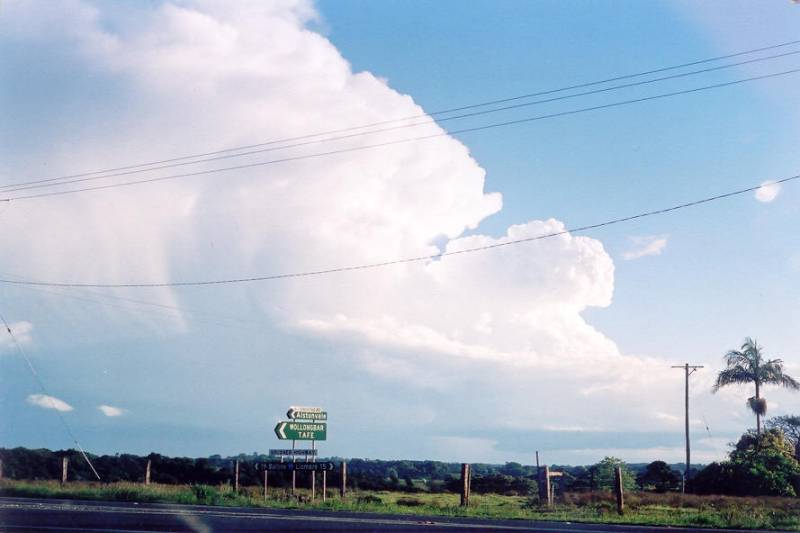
356;494;382;505
396;497;425;507
190;484;220;505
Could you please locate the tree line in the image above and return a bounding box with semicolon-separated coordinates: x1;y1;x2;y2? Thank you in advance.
1;425;798;497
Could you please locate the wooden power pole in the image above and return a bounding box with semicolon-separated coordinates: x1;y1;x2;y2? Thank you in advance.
672;363;703;483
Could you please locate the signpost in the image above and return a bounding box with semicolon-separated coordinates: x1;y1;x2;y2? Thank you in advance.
274;421;327;441
271;405;330;501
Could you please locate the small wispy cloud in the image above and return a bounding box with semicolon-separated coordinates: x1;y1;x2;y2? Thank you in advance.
755;181;781;203
622;235;668;260
1;321;33;352
98;404;125;417
26;394;73;412
655;412;680;423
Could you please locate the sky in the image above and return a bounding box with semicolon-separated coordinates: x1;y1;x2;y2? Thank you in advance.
0;0;799;467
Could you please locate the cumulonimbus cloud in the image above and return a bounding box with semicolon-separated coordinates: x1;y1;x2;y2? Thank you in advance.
0;0;695;443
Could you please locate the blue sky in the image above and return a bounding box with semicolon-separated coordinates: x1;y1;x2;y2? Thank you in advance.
1;0;798;467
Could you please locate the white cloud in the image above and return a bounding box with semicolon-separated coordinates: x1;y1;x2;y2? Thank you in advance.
755;180;781;203
26;394;73;412
622;235;668;260
0;1;714;453
98;404;125;417
0;321;33;352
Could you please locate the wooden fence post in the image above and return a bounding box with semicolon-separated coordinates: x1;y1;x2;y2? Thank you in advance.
460;463;471;507
322;470;327;502
340;461;347;499
263;471;268;500
614;466;624;515
291;470;296;497
311;471;316;501
539;465;552;507
234;460;240;492
0;458;3;480
61;457;69;484
145;459;151;485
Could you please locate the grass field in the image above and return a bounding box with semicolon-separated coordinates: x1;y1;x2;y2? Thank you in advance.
1;479;799;530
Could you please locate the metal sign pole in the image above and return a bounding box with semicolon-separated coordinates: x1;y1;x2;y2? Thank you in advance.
291;439;296;496
310;439;316;500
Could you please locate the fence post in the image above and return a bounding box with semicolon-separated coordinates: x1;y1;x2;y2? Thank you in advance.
322;470;327;502
234;460;240;492
460;463;471;507
614;466;624;515
311;471;316;501
145;459;151;485
263;470;268;500
539;465;552;506
61;457;69;484
0;458;3;480
340;461;347;499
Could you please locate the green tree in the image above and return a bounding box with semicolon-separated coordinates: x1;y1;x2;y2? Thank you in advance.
766;415;800;460
591;457;636;491
637;460;680;492
693;429;800;496
712;338;799;435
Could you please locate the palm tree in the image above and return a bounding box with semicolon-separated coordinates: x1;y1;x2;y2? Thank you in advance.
712;338;799;436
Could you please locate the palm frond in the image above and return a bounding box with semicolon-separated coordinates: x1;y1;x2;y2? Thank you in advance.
759;359;800;389
712;366;753;392
779;374;800;390
724;350;748;367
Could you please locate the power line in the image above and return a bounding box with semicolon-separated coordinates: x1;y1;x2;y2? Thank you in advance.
3;47;798;194
4;38;799;190
4;67;800;203
0;174;796;289
2;275;271;331
0;311;101;480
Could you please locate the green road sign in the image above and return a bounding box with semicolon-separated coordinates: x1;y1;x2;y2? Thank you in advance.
287;408;327;421
274;421;327;441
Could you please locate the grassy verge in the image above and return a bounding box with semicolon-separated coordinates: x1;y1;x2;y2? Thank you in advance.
2;480;798;530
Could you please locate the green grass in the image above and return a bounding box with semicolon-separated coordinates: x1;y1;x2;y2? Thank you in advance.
2;480;798;530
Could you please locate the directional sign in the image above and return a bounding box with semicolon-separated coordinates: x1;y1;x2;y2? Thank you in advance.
288;406;323;413
269;449;318;457
274;421;327;441
257;461;334;472
287;408;327;421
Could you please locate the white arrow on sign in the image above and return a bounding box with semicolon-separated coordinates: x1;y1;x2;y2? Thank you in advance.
275;422;287;439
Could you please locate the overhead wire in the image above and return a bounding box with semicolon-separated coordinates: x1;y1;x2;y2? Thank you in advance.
4;67;800;202
0;174;796;289
3;277;272;331
2;48;799;195
0;311;102;480
2;38;799;191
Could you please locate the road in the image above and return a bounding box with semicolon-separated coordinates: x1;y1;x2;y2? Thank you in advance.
0;497;784;533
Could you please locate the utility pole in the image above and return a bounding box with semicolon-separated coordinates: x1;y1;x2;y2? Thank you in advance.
671;363;703;484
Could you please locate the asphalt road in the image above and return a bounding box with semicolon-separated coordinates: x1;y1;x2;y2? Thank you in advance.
0;497;784;533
